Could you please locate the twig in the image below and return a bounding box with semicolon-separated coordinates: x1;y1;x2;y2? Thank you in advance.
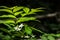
36;12;57;19
31;27;45;34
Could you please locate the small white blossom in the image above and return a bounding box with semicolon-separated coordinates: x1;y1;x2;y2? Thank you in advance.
14;27;21;31
24;36;30;38
14;23;24;31
19;23;24;28
31;35;35;37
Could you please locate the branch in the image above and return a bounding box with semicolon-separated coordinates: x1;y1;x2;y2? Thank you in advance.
35;12;57;19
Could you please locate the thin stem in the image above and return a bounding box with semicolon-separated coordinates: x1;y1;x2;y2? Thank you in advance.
31;27;45;34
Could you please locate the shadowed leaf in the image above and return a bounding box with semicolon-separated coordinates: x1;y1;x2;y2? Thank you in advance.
25;25;32;35
0;6;9;9
41;35;48;40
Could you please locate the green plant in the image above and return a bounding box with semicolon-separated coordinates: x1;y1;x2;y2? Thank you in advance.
0;6;43;39
41;33;60;40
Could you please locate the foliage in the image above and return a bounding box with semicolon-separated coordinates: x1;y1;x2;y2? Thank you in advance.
0;6;60;40
0;6;44;40
41;33;60;40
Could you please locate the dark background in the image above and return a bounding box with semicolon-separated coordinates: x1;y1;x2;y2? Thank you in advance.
0;0;60;12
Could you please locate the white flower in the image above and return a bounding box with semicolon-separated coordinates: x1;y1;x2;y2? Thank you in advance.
14;23;24;31
19;23;24;28
14;27;21;31
24;36;30;38
31;35;35;37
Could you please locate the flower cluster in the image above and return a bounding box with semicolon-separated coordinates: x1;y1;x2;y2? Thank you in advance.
14;23;24;31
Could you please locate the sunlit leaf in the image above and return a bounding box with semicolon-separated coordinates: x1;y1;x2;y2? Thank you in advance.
48;35;55;40
25;25;32;35
50;34;56;36
9;6;17;10
0;20;15;24
27;13;36;15
30;9;43;13
21;13;35;17
13;6;23;12
0;15;16;18
21;13;27;17
14;11;23;16
56;34;60;37
0;9;12;13
16;17;36;23
23;7;30;13
9;24;15;27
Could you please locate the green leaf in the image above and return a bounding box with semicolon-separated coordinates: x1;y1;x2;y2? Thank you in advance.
23;7;30;13
21;13;35;17
0;20;15;24
56;34;60;37
21;13;27;17
41;35;48;40
0;6;9;9
31;27;44;33
48;35;55;40
14;11;23;16
0;15;16;18
29;37;37;40
8;6;16;10
3;35;11;40
36;7;45;9
25;25;32;35
0;33;4;38
0;9;12;13
27;12;36;15
0;28;11;34
16;17;36;23
9;24;15;27
13;6;23;12
30;9;43;13
3;23;12;29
